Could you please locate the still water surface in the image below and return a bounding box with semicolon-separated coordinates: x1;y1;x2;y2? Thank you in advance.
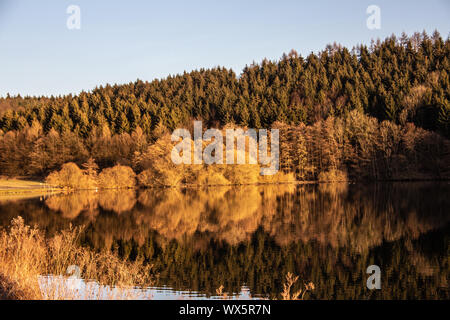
0;182;448;299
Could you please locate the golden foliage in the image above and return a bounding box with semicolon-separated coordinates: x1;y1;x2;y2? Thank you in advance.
224;164;260;185
195;167;230;186
259;171;297;184
97;165;136;189
317;169;348;182
134;133;279;187
135;135;187;187
46;162;96;190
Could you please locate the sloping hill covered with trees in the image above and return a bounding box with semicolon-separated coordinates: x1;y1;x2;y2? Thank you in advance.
0;32;449;182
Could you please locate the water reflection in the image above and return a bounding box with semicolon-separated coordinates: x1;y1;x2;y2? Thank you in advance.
38;275;255;300
0;182;448;299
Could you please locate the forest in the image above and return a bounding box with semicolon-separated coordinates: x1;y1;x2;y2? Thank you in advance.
0;31;449;183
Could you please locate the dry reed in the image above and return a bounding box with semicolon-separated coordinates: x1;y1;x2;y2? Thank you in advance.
281;272;315;300
0;216;155;300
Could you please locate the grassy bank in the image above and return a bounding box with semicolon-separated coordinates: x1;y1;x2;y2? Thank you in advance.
0;217;155;300
0;178;63;200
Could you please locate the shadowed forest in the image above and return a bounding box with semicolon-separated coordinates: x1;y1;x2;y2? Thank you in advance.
0;32;449;184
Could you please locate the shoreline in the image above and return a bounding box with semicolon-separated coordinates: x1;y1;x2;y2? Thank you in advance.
1;177;448;200
0;178;63;200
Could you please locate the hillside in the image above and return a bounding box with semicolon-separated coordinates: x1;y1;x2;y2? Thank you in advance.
0;31;449;181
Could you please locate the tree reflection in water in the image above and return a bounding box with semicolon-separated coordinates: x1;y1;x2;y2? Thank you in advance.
0;182;448;299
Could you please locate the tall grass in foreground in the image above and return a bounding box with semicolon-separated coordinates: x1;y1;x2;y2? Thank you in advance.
281;272;315;300
0;217;155;300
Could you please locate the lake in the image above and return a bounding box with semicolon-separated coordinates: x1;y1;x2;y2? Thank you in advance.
0;182;448;299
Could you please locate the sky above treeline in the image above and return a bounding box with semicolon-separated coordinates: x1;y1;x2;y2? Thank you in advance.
0;0;449;97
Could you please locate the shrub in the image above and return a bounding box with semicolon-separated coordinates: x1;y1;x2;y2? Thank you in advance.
137;166;185;187
317;169;348;182
223;164;260;185
195;167;230;186
259;171;297;184
97;165;136;189
45;163;96;189
135;135;187;187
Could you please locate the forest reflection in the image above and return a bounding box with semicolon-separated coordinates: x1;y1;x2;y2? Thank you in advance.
0;183;448;299
36;183;449;250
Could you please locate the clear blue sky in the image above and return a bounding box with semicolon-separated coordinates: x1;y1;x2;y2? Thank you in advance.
0;0;449;97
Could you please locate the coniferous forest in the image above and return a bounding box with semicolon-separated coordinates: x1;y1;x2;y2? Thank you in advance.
0;31;449;183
